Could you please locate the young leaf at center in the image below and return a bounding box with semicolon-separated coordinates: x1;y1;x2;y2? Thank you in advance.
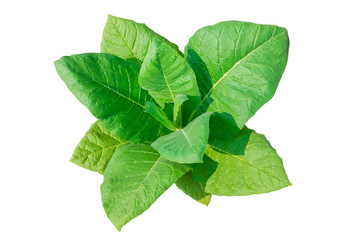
139;40;200;105
145;102;177;131
151;112;212;164
173;95;189;128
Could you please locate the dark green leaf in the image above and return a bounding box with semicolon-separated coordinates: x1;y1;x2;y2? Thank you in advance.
54;53;164;143
176;171;211;206
191;154;219;187
173;95;189;128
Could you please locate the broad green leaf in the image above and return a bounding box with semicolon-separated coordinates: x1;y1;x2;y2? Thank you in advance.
152;112;212;164
101;15;183;66
205;127;291;196
145;102;177;131
101;144;190;231
173;95;189;128
186;21;289;127
176;171;211;206
54;53;164;143
70;121;127;174
139;40;200;104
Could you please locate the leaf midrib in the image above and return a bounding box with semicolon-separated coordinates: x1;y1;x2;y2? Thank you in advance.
207;144;289;183
188;30;287;121
79;142;127;159
131;156;162;197
108;16;142;65
156;51;176;102
180;129;196;153
69;66;145;109
107;155;162;216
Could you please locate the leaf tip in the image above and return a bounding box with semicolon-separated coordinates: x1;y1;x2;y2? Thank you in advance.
53;57;67;75
107;14;116;20
115;224;123;232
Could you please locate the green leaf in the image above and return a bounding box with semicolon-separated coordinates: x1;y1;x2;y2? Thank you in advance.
70;121;127;174
173;95;189;128
101;144;190;231
191;154;218;187
186;21;289;127
181;95;201;126
152;112;212;164
139;40;200;104
209;112;242;141
145;102;177;131
176;171;211;206
101;15;183;66
54;53;164;143
205;126;291;196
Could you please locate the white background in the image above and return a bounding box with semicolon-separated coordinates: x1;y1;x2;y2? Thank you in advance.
1;0;359;239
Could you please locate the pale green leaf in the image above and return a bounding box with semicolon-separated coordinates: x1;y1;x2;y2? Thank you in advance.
176;171;211;206
186;21;289;127
139;40;200;104
205;127;291;196
101;15;182;66
54;53;164;143
173;95;189;128
145;102;177;131
70;121;127;174
101;144;190;231
152;112;212;164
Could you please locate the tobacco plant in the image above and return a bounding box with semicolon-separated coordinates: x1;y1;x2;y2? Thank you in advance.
54;15;291;231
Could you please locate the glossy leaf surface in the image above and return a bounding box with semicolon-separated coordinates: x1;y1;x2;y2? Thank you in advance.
54;53;164;143
101;144;190;231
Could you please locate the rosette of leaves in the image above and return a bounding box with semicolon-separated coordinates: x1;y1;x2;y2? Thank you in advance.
54;15;291;231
